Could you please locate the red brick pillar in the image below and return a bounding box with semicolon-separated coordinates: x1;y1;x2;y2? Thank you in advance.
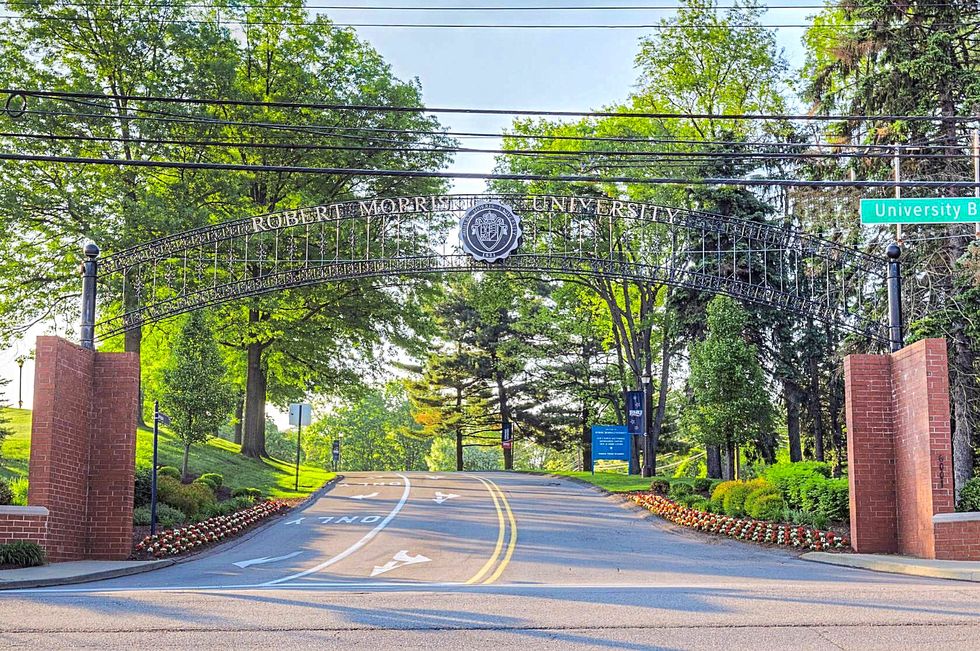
22;336;139;561
844;338;959;559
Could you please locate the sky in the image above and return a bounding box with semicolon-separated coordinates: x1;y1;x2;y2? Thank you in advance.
0;1;817;418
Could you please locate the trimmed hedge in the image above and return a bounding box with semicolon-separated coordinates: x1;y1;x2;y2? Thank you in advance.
231;487;263;499
157;476;216;519
722;482;755;516
748;493;786;521
764;461;831;510
157;466;181;480
0;541;46;567
649;479;670;495
743;481;780;517
133;504;186;528
692;478;713;494
199;473;224;488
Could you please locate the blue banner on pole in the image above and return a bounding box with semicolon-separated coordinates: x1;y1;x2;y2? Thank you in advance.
591;425;631;466
625;391;644;435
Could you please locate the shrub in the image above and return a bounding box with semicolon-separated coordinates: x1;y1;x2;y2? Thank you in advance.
748;493;786;521
157;476;216;519
743;481;780;517
669;483;694;499
133;504;186;528
0;541;46;567
649;478;670;495
765;461;831;509
134;466;153;508
957;477;980;512
231;487;263;499
193;477;218;491
692;478;713;494
9;478;28;506
723;482;755;517
199;473;223;488
157;466;181;480
0;478;12;505
709;481;739;511
688;497;710;512
816;478;849;522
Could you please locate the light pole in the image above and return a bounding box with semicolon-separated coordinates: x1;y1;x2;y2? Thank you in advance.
14;351;32;410
641;374;653;478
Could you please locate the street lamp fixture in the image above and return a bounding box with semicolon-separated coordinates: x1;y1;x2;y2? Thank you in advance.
640;374;653;478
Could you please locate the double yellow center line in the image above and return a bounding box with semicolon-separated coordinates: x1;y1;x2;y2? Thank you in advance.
465;475;517;585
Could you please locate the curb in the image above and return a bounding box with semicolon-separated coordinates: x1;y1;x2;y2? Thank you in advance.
0;559;177;591
803;551;980;582
0;476;343;590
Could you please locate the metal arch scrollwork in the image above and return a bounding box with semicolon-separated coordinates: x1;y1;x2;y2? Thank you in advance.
92;193;890;345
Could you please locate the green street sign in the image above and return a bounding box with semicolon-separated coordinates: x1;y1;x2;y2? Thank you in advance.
860;197;980;224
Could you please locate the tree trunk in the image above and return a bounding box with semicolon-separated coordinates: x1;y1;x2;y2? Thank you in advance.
807;354;825;462
181;442;190;479
241;336;268;459
233;394;244;446
784;383;803;462
649;324;672;477
706;445;722;479
950;326;978;497
455;429;464;472
723;440;736;481
125;326;147;428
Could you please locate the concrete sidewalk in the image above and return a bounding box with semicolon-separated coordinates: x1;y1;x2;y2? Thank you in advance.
804;551;980;582
0;559;174;590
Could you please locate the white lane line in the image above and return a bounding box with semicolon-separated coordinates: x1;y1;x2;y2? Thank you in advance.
261;472;412;586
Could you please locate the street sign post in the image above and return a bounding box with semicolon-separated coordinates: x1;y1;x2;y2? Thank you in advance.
860;197;980;224
289;403;312;491
150;401;171;537
590;425;630;475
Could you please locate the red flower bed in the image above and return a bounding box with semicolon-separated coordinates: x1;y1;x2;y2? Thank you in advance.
135;500;289;558
629;492;850;552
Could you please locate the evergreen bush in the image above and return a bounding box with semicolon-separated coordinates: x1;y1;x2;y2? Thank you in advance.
722;482;755;516
692;478;713;494
669;483;694;499
133;466;153;507
649;479;670;495
157;466;181;480
709;480;739;512
132;504;186;528
0;478;12;505
748;493;786;521
199;473;223;488
231;487;263;499
764;461;831;509
157;476;216;519
743;481;780;516
956;477;980;512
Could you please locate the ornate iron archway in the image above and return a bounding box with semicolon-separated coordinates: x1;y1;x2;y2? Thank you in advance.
81;193;893;346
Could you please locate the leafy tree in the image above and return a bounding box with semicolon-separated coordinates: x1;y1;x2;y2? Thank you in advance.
304;384;430;472
682;296;776;480
161;311;235;478
425;437;502;472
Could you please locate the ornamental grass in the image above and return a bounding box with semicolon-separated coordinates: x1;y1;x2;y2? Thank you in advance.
629;492;849;552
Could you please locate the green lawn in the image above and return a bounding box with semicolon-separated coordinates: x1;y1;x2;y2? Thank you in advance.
1;408;333;498
537;470;692;493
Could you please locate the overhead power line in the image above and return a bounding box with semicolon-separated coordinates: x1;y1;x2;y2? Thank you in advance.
11;89;980;123
0;2;905;10
1;151;978;188
0;131;969;161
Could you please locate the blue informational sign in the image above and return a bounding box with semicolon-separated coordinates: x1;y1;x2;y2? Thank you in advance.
591;425;631;467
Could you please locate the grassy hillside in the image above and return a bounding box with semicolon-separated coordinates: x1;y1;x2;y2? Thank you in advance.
0;408;332;498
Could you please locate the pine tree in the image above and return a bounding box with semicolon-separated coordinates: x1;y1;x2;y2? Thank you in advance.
162;311;235;478
682;296;776;480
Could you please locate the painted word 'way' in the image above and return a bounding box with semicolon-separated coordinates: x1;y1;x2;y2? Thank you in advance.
318;515;383;524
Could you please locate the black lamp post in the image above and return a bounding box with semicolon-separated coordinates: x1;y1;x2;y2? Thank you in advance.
641;374;653;478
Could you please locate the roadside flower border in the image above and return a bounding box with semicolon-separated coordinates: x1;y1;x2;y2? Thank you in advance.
135;500;289;558
629;492;850;552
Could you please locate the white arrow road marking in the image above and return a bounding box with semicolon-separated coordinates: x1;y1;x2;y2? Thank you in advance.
233;552;302;569
426;475;445;480
433;492;459;504
284;517;305;526
350;492;379;500
370;550;431;577
263;473;412;586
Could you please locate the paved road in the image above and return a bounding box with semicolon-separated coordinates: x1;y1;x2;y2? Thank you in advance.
1;472;979;649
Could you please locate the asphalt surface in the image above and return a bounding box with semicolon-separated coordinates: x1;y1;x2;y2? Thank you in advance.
1;471;979;649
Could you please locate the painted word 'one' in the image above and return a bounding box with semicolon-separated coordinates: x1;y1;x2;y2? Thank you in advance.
318;515;382;524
